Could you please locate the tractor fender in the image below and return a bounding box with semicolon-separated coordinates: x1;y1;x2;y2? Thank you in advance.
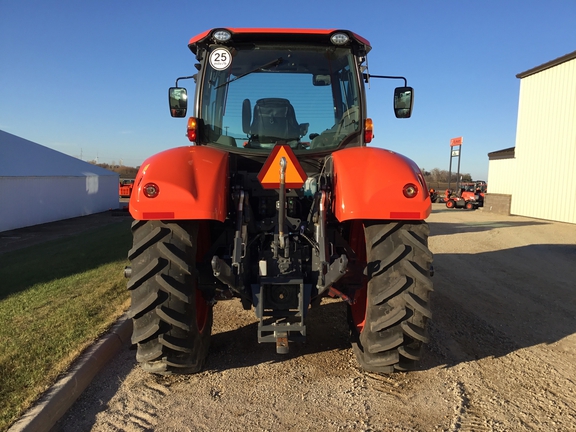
332;147;431;221
129;146;229;221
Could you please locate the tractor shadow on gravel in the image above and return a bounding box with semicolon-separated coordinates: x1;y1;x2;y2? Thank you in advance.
206;300;352;372
429;219;550;237
420;243;576;370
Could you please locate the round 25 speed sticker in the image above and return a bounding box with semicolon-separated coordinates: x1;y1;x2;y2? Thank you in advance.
209;48;232;70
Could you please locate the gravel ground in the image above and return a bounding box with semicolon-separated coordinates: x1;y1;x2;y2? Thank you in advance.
54;204;576;431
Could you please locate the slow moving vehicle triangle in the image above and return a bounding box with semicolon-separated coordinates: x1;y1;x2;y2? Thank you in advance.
257;145;307;189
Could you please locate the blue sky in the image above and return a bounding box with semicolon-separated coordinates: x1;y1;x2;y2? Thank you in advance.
1;1;575;180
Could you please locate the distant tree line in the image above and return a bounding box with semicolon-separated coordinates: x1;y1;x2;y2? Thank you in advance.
88;161;139;179
421;168;472;184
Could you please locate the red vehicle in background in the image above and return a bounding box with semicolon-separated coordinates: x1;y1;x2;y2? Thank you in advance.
119;179;134;197
441;181;486;210
461;181;486;207
442;188;480;210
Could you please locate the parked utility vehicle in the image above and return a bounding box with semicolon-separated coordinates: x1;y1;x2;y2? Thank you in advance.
443;189;479;210
119;179;134;198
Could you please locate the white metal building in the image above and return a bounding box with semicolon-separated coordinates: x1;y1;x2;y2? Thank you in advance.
487;50;576;224
0;130;119;232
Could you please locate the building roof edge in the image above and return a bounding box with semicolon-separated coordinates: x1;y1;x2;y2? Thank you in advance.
516;50;576;79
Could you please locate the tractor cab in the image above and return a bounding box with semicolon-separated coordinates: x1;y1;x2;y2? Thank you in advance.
168;28;413;156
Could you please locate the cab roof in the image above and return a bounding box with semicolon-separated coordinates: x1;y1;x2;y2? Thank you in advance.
188;28;372;55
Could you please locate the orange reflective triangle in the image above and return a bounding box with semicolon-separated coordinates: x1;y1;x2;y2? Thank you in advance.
257;145;307;189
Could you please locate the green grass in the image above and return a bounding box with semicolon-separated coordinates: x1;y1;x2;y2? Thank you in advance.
0;219;133;431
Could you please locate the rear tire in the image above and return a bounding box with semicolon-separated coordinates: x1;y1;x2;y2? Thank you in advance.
127;220;213;374
349;221;433;373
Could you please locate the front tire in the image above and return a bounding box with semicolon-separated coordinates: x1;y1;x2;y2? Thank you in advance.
127;220;213;374
349;221;433;373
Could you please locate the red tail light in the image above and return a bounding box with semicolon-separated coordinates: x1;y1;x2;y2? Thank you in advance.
403;183;418;198
187;117;198;142
143;183;160;198
364;118;374;143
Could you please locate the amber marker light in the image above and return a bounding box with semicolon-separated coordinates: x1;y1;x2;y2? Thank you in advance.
187;117;198;142
143;183;160;198
403;183;418;198
364;118;374;143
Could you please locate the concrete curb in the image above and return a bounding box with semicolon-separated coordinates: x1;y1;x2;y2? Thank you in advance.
8;316;133;432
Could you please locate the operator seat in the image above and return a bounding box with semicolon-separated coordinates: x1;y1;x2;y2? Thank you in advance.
249;98;303;143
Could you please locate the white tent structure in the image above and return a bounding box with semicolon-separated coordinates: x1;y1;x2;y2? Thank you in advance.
0;130;119;232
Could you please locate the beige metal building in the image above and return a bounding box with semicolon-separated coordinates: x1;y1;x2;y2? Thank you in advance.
486;50;576;224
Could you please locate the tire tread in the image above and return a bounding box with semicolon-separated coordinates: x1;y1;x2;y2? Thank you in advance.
351;221;433;373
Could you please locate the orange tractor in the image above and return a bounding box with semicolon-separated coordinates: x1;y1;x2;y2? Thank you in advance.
442;189;479;210
461;181;486;207
125;28;433;374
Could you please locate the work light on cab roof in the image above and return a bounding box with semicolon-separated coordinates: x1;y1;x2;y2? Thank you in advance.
212;29;231;42
330;32;350;45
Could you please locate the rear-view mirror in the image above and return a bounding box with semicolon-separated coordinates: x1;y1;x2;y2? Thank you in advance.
169;87;188;118
394;87;414;118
